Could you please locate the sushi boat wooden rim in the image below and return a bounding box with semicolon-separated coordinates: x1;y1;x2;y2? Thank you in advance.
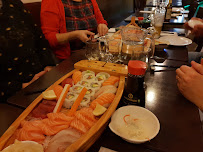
0;60;126;151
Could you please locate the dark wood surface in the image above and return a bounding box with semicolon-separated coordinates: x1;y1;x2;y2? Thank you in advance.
4;45;203;151
0;103;24;136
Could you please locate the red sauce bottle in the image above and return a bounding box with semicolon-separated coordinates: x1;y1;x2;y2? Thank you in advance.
122;60;147;107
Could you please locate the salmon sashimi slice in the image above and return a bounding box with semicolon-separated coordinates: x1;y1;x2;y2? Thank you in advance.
53;85;64;100
102;76;119;86
70;119;88;134
41;122;69;136
21;120;44;134
90;93;115;109
74;112;95;129
47;112;74;122
15;128;45;144
76;108;97;122
72;71;82;85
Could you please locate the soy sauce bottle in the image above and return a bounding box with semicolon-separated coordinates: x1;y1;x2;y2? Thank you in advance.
122;60;147;107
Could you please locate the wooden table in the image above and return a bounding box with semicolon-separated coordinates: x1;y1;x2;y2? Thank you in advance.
2;47;203;151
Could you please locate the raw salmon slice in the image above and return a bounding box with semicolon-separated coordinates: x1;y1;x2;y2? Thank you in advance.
102;76;119;86
72;71;82;84
70;119;88;134
90;93;115;109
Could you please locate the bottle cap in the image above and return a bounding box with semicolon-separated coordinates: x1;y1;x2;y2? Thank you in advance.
138;17;144;21
128;60;147;75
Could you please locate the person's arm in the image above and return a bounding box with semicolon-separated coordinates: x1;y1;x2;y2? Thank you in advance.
91;0;107;25
176;60;203;111
40;0;61;48
56;30;95;44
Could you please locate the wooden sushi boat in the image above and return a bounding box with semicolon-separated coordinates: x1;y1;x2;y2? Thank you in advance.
0;60;128;152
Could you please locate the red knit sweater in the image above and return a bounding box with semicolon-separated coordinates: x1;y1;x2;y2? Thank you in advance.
41;0;107;59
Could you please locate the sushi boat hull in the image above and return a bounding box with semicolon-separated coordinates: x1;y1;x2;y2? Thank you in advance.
0;60;127;152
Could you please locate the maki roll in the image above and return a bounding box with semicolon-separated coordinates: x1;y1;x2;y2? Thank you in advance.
79;80;90;87
69;84;84;94
85;87;96;101
82;70;95;76
82;73;95;82
90;81;101;93
96;72;110;79
95;74;106;84
63;92;78;109
79;96;91;109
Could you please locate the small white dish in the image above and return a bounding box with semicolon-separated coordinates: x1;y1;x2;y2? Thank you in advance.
158;36;192;46
109;106;160;144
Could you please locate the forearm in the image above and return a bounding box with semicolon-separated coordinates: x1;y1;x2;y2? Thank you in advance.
56;31;79;45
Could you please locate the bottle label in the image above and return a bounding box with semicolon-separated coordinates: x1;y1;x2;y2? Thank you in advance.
122;92;145;107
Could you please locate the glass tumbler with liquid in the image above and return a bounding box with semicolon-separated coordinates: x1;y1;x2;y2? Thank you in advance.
153;8;165;39
121;27;148;64
85;40;100;61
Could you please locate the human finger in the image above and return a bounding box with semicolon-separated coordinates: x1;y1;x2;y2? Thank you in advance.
191;17;203;22
85;30;95;36
176;68;185;79
179;65;191;74
35;70;47;77
191;61;203;75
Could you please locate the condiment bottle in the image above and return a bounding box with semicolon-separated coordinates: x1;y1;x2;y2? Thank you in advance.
122;60;147;107
138;17;144;27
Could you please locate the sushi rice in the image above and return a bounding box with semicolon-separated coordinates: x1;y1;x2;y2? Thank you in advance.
96;72;110;79
82;70;95;76
63;92;79;108
79;80;90;87
82;73;95;82
90;81;102;93
69;84;84;94
85;87;96;101
79;96;91;109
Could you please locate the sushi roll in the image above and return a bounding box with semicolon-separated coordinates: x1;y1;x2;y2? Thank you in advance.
95;74;106;84
82;70;95;76
82;73;95;82
85;87;96;101
96;72;110;79
79;96;91;109
90;81;101;93
79;80;90;87
69;84;84;94
63;93;78;109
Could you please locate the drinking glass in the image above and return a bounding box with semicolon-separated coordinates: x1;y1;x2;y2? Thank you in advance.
153;8;165;39
121;27;148;64
85;40;100;61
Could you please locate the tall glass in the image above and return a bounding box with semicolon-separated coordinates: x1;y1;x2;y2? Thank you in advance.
85;40;100;61
153;8;165;39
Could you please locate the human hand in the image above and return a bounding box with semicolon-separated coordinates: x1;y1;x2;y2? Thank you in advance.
184;18;203;37
76;30;95;42
22;70;48;88
176;64;203;111
97;24;108;36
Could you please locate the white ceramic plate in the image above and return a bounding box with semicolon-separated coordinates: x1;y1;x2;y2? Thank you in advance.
158;36;192;46
109;106;160;144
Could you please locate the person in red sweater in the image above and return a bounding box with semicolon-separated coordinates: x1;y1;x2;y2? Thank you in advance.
41;0;108;60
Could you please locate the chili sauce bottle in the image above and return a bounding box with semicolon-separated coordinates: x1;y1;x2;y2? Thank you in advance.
122;60;147;107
